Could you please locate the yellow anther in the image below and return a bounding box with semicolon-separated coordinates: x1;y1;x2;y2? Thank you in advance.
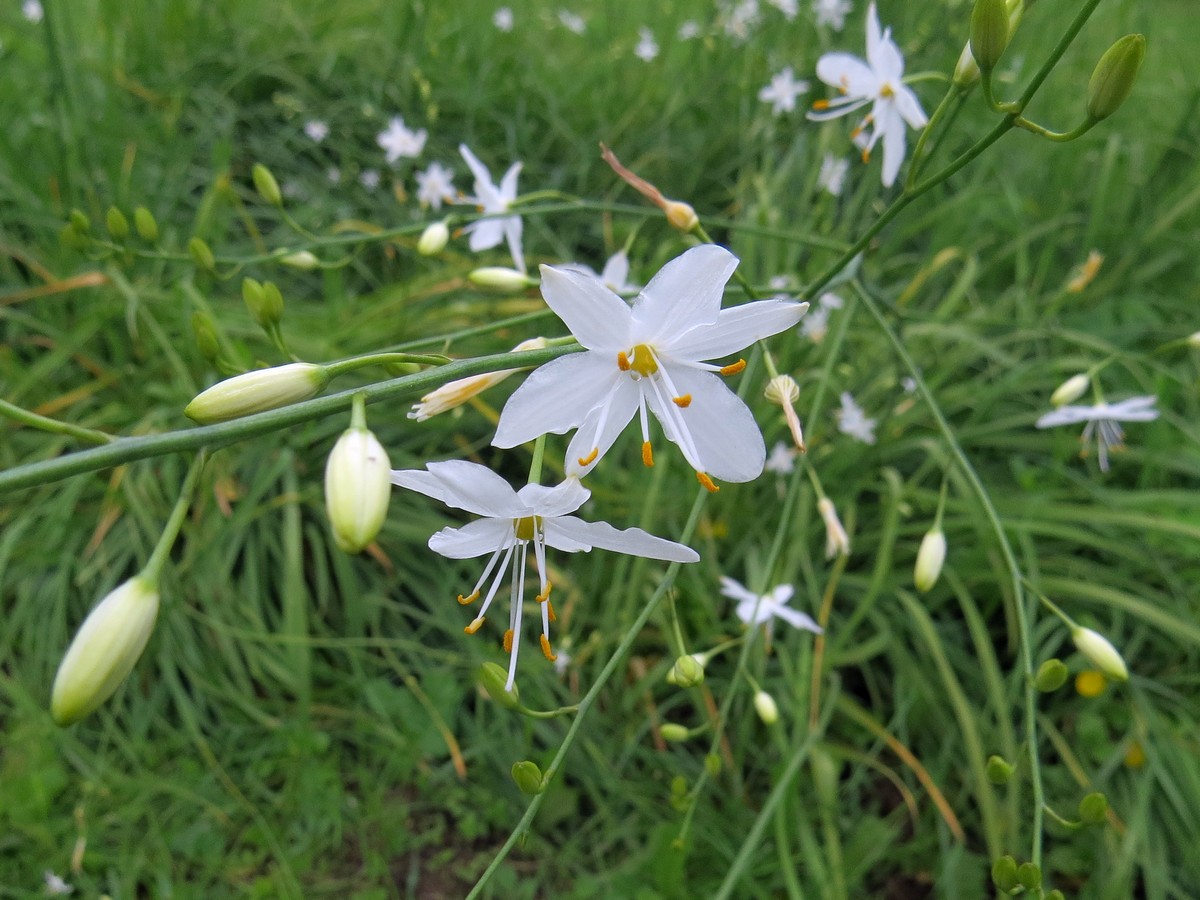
629;343;658;376
672;394;692;408
464;616;485;635
546;600;557;623
457;590;480;606
577;447;599;467
617;351;631;371
696;472;720;493
642;441;654;467
540;634;557;662
813;99;831;110
536;581;553;603
850;125;863;139
861;148;871;164
718;359;746;376
503;629;514;653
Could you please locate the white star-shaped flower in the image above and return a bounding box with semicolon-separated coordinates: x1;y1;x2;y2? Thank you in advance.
359;168;381;190
23;0;44;23
678;20;701;40
563;250;641;295
391;461;698;688
765;441;797;475
458;144;525;273
303;120;329;143
493;245;809;489
376;116;427;163
558;10;586;33
1035;396;1158;472
493;6;514;31
836;391;876;444
759;67;810;116
801;291;844;342
768;0;799;20
808;2;927;187
721;576;822;633
415;162;457;210
817;153;850;196
812;0;852;30
635;27;659;62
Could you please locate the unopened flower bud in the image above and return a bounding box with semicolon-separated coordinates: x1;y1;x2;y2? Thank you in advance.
325;425;392;554
991;855;1019;892
913;527;947;592
765;374;806;451
753;690;779;725
51;575;160;726
1071;626;1128;682
810;745;840;809
185;362;329;423
260;281;284;327
704;752;722;778
468;267;537;292
1188;330;1200;349
188;236;216;272
280;250;320;270
105;206;130;240
58;223;87;252
1051;373;1090;407
817;497;850;558
511;760;546;795
69;209;91;234
252;162;283;207
664;200;699;233
1078;791;1108;825
970;0;1010;74
953;42;981;88
660;723;690;742
667;654;705;687
1086;34;1145;122
417;221;450;256
409;337;548;421
1035;658;1069;692
986;754;1015;785
134;206;159;242
1046;892;1066;900
1017;862;1042;891
191;312;221;364
478;661;521;709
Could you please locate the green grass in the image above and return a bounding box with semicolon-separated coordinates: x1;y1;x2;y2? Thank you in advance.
3;0;1199;896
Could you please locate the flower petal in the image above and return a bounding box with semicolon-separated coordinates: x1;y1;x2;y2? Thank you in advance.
601;250;630;290
515;478;590;517
459;144;497;196
493;351;621;448
539;264;632;350
428;518;513;559
498;161;522;203
1106;396;1159;421
719;575;760;606
879;106;908;187
503;216;525;273
769;584;796;606
1036;405;1094;428
392;460;520;517
465;218;505;252
669;299;808;361
630;245;739;344
545;516;699;562
773;604;823;633
814;53;877;96
894;85;928;129
564;376;642;477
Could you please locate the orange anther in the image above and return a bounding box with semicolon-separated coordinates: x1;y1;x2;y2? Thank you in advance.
546;600;557;623
536;581;554;603
813;99;831;110
503;629;514;653
719;359;746;376
540;634;557;662
457;590;480;606
617;351;631;371
642;441;654;467
577;447;599;467
672;394;692;408
696;472;720;493
464;616;485;635
861;149;871;164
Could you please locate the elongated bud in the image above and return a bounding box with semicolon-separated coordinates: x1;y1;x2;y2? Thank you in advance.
991;855;1019;892
1017;862;1041;891
242;278;269;327
252;162;283;207
468;267;537;292
69;209;91;234
1071;626;1128;682
765;374;806;452
51;576;160;726
666;653;705;687
188;236;216;272
1078;791;1108;825
280;250;319;270
1034;658;1069;692
753;690;779;725
185;362;329;423
986;754;1014;785
408;337;548;421
417;221;450;256
913;528;947;592
817;497;850;558
191;312;221;364
325;423;391;554
970;0;1009;74
1086;34;1145;122
259;281;284;328
660;723;690;742
105;206;130;240
134;206;159;242
1051;373;1089;407
478;661;521;709
511;760;546;795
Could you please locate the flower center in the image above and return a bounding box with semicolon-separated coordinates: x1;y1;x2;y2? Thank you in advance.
628;343;659;377
880;82;895;98
514;515;543;542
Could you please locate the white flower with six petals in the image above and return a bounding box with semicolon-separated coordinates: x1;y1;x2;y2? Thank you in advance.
812;0;852;30
415;162;457;210
458;144;525;273
836;391;876;444
721;576;822;634
1035;396;1158;472
759;67;811;116
376;116;427;163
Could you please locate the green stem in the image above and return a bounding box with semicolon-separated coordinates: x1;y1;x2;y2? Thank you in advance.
142;450;207;583
1012;116;1096;142
527;434;547;485
0;398;114;445
905;86;959;190
1017;0;1106;109
324;351;450;377
349;393;367;431
981;70;1020;113
514;703;580;719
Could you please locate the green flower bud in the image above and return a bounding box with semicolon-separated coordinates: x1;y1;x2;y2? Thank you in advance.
468;267;537;292
1017;862;1042;890
478;661;520;709
511;760;545;796
1071;626;1129;682
953;42;981;89
69;209;91;234
810;745;840;810
667;654;705;688
913;527;947;592
1086;34;1146;122
134;206;159;243
704;752;722;778
260;281;285;328
279;250;320;270
991;855;1019;892
252;162;283;207
1035;658;1069;692
1051;373;1089;407
669;774;690;811
191;312;221;364
188;236;216;272
51;575;159;726
105;207;130;241
660;723;690;743
753;690;779;725
325;425;392;554
417;221;450;256
58;223;87;252
184;363;329;423
1078;791;1108;825
986;754;1015;785
242;277;268;326
970;0;1009;74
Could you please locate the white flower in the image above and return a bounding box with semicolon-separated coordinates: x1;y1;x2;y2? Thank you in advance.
759;67;810;116
391;461;698;688
836;391;876;444
558;10;586;33
43;871;73;896
303;119;329;143
812;0;852;30
415;161;457;210
678;20;701;40
721;576;822;634
765;441;797;475
808;3;928;187
326;166;341;184
493;6;514;31
376;116;427;163
1035;396;1158;472
801;291;844;342
768;0;799;20
817;153;850;196
635;27;659;62
493;245;809;489
359;168;381;190
901;376;917;393
22;0;43;23
722;0;762;42
564;250;641;295
458;143;525;273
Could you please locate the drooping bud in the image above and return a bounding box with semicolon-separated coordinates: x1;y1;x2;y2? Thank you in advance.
105;207;130;241
1017;862;1042;891
1071;626;1129;682
660;723;690;742
817;497;850;558
991;855;1019;893
467;267;537;292
188;236;216;272
970;0;1010;74
51;575;160;726
1034;658;1069;692
279;250;320;270
1086;34;1146;122
191;312;221;364
913;528;947;592
325;422;392;554
409;337;548;421
1050;373;1090;407
1078;791;1108;825
184;362;329;423
478;661;521;709
753;690;779;725
134;206;159;242
417;221;450;256
667;654;705;688
986;754;1015;785
764;374;806;452
252;162;284;207
511;760;546;795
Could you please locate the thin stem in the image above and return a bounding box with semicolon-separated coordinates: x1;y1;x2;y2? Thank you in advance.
349;393;367;431
324;351;450;378
0;397;114;445
981;70;1020;114
905;86;959;190
1013;116;1096;142
1017;0;1106;109
527;434;547;486
142;450;207;583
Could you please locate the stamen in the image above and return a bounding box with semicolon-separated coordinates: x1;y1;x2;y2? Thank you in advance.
642;440;654;467
719;359;746;376
540;634;558;662
813;99;830;110
617;351;631;371
546;600;557;623
861;148;871;164
464;616;485;634
696;472;720;493
503;628;514;653
850;125;863;139
457;591;480;606
577;447;599;467
536;581;553;603
673;394;692;408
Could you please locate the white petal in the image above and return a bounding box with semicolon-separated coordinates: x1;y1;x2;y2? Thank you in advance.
392;460;520;517
719;575;760;606
601;251;630;290
493;352;620;448
498;161;522;203
894;85;928;129
879;108;908;187
1106;396;1159;421
769;584;796;605
736;597;773;625
773;605;823;633
459;144;497;195
544;517;699;562
630;245;739;344
428;518;513;559
465;218;504;252
1036;405;1093;428
870;32;905;84
539;264;632;349
669;299;808;361
564;377;642;477
815;53;877;97
515;478;590;517
503;216;525;273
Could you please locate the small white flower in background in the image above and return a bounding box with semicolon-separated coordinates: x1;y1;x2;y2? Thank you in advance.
391;461;698;689
22;0;43;23
564;250;641;295
759;67;810;116
43;871;73;896
722;576;822;634
558;10;586;33
1035;396;1158;472
801;291;845;342
678;20;701;40
813;0;852;30
635;27;660;62
768;274;792;291
359;168;381;190
768;0;799;20
721;0;762;42
303;119;329;143
409;336;548;421
493;245;808;490
817;497;850;557
458;143;525;273
765;441;797;475
553;647;572;675
808;2;928;187
836;391;876;444
818;153;851;196
415;161;457;210
376;116;427;163
901;375;917;393
326;166;341;184
493;6;514;31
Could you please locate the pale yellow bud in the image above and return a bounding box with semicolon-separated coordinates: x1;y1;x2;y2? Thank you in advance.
408;337;548;421
325;426;392;554
417;221;450;256
279;250;320;270
817;498;850;558
660;723;690;742
51;576;160;726
753;690;779;725
913;528;947;592
1187;330;1200;349
1051;374;1090;407
1071;626;1129;682
663;200;699;233
185;363;329;424
764;374;806;452
468;267;537;292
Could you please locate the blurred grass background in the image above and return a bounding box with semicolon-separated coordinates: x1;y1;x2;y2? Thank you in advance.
2;0;1199;896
